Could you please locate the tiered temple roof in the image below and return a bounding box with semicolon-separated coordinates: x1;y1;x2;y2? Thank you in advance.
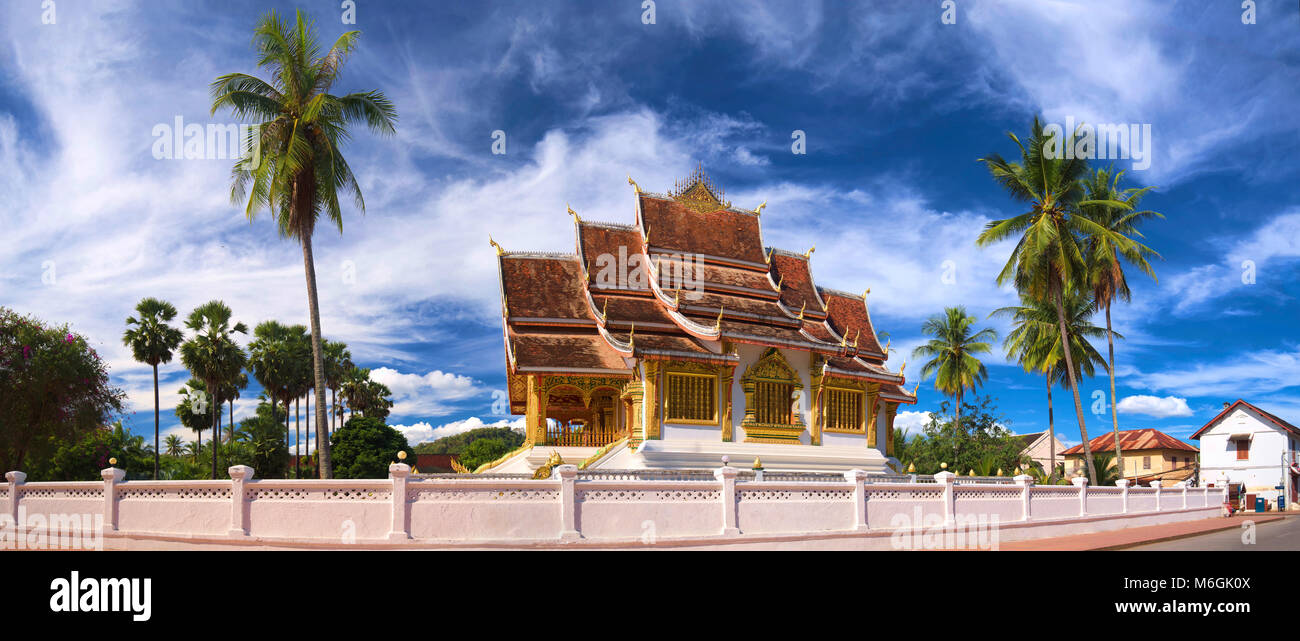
494;169;918;411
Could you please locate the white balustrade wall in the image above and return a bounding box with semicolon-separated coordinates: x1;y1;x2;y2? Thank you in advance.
1;466;1226;548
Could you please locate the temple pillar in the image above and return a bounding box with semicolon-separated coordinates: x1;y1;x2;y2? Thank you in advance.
809;354;824;446
884;402;898;457
644;361;662;440
721;366;735;442
525;375;548;444
866;385;879;449
622;381;644;444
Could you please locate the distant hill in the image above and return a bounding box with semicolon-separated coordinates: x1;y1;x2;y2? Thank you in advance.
413;426;526;456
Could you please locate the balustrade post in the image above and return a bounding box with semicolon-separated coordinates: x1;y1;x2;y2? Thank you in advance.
715;466;740;535
1115;479;1130;514
1013;474;1033;521
388;462;411;541
1153;482;1162;512
934;471;955;526
556;465;580;541
845;468;868;531
5;471;25;529
227;465;254;537
1174;481;1188;509
101;466;125;534
1071;475;1088;516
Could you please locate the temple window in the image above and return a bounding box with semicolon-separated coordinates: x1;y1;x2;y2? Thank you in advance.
665;371;717;424
755;380;795;425
824;386;865;432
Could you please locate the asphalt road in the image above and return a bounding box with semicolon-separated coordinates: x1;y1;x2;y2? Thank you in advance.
1125;516;1300;551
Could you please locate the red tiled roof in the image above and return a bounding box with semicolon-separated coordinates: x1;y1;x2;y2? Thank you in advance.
820;289;885;357
639;194;768;266
500;255;593;321
1059;429;1198;456
507;327;631;374
770;252;826;317
1190;399;1300;440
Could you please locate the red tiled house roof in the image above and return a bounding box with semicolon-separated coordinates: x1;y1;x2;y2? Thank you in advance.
1059;428;1198;456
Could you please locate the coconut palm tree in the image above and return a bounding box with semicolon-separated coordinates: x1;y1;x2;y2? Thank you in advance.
179;300;249;479
122;297;185;479
975;117;1135;484
164;434;185;457
210;10;397;478
912;306;997;430
1080;166;1162;476
993;290;1111;474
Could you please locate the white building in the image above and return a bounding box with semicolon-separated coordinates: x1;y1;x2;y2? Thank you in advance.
1192;400;1300;509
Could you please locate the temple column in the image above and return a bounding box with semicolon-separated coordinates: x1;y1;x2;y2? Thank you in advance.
866;385;879;449
644;361;662;440
884;402;898;457
623;381;644;444
809;354;824;446
525;375;549;445
721;366;735;442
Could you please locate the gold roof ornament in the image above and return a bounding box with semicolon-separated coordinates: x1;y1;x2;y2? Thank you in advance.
600;298;609;322
488;235;504;256
852;330;860;349
714;305;725;332
627;174;641;194
776;274;784;289
899;360;906;376
674;289;680;307
669;163;731;212
765;248;774;265
797;301;806;320
907;463;916;473
752;457;763;470
754;201;767;215
968;469;976;477
863;288;870;298
803;245;815;260
911;382;920;396
884;338;891;354
627;323;636;350
996;468;1003;476
567;203;580;223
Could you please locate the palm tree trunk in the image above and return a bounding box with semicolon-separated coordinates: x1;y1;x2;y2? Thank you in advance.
1053;284;1097;484
1106;303;1124;478
295;396;300;479
1046;373;1056;477
300;235;333;478
284;397;291;479
229;398;235;444
954;390;963;430
152;363;160;480
210;379;219;480
331;387;337;436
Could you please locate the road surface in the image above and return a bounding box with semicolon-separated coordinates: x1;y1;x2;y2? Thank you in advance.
1125;515;1300;551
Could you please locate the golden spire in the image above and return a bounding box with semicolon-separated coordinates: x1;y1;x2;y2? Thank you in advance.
899;360;906;376
883;338;891;354
714;305;724;332
567;203;580;223
803;245;815;259
488;235;504;256
754;201;767;215
911;382;920;396
627;174;641;194
797;301;806;320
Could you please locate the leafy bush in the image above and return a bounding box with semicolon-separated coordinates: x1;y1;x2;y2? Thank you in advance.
330;416;412;479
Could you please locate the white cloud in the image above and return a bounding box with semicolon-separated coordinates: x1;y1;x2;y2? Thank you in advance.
893;410;934;437
1116;395;1193;418
1127;347;1300;399
368;367;483;418
392;416;526;446
1164;209;1300;314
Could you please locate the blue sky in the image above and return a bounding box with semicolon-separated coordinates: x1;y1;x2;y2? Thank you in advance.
2;0;1298;454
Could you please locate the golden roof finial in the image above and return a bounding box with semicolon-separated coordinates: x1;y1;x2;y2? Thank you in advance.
644;223;651;245
754;201;766;215
911;382;920;396
899;360;906;376
839;332;847;348
714;305;725;332
628;323;636;351
884;338;891;354
765;248;774;265
567;203;580;223
600;298;608;322
996;468;1003;476
627;174;641;194
776;274;784;289
852;330;860;349
863;288;871;298
489;235;504;256
674;289;680;307
797;301;806;320
803;245;815;259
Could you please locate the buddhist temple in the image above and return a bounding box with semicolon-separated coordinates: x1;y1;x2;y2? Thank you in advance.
483;167;917;473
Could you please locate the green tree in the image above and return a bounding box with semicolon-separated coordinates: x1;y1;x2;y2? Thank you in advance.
175;378;214;458
975;117;1134;484
896;396;1023;476
248;320;306;478
1080;167;1162;476
30;421;153;481
179;300;248;479
211;9;398;478
323;340;352;435
122;297;185;479
457;437;512;471
912;306;997;430
330;415;412;479
0;308;125;473
414;426;526;456
992;290;1110;475
164;434;185;457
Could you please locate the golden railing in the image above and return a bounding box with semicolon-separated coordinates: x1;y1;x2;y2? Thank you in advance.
544;423;624;447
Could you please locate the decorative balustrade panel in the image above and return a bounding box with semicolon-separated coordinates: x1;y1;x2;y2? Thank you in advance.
116;481;232;536
1086;488;1124;515
735;482;855;535
408;481;562;541
1027;486;1082;520
1159;491;1184;510
15;482;105;522
575;481;723;540
953;486;1023;523
246;480;392;541
865;485;945;526
1128;489;1158;512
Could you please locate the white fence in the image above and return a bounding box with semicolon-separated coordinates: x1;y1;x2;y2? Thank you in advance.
2;466;1225;549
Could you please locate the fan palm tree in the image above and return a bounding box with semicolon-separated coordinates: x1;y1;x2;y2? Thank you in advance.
175;378;213;457
912;306;997;430
210;10;397;478
1080;166;1162;476
323;340;352;435
339;365;372;419
164;434;185;457
179;300;249;479
122;297;185;479
993;290;1111;474
975;117;1135;484
220;371;249;444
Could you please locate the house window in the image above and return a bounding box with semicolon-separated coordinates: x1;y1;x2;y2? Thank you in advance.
665;372;717;424
1236;439;1250;460
755;380;795;425
824;387;864;432
1143;456;1151;470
